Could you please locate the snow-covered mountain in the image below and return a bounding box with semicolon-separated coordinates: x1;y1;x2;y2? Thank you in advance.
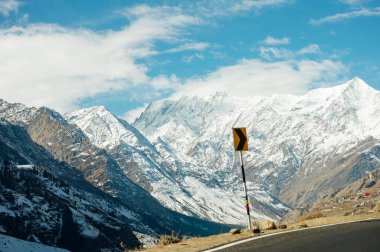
66;102;291;225
0;99;229;251
0;117;143;251
0;99;37;125
133;77;380;212
66;78;380;226
3;76;377;235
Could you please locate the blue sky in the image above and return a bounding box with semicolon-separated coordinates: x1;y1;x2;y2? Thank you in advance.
0;0;379;121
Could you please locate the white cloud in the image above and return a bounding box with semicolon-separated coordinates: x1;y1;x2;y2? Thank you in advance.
0;24;145;111
0;1;348;119
181;0;293;18
310;7;380;25
0;0;19;16
122;5;200;33
339;0;369;6
229;0;294;13
172;59;347;98
259;44;322;60
297;44;322;55
182;53;205;63
263;36;290;45
164;42;209;54
259;47;293;59
0;5;199;112
150;75;180;90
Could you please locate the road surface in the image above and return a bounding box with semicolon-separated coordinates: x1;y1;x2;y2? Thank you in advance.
207;219;380;252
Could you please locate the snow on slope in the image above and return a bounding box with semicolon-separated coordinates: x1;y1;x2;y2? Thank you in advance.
0;234;69;252
65;77;379;225
0;99;37;125
135;77;380;174
133;77;380;207
65;106;142;149
66;106;288;224
65;100;291;225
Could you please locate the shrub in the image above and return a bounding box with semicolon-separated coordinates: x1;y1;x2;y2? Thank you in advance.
159;232;181;245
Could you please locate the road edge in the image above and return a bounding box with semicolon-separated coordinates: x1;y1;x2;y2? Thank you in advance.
203;218;380;252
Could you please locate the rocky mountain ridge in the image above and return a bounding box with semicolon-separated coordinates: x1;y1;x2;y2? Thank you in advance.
285;167;380;223
66;102;290;224
0;118;142;251
132;77;380;221
1;77;379;242
65;77;380;226
0;100;229;251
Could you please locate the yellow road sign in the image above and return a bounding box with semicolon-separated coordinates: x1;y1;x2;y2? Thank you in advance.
232;128;248;151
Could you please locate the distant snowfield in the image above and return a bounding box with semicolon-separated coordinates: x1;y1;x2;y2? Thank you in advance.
0;234;69;252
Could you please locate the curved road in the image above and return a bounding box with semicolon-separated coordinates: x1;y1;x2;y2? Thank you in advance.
206;220;380;252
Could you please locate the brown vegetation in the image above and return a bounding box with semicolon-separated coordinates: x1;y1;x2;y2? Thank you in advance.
158;232;181;246
298;212;325;221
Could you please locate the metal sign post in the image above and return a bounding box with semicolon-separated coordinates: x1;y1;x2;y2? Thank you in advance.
239;151;252;230
232;127;252;230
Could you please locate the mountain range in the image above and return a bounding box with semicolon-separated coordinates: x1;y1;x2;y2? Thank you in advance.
0;99;228;251
68;77;380;224
1;77;379;250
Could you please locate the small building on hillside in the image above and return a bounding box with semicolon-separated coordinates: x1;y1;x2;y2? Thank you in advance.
15;165;35;170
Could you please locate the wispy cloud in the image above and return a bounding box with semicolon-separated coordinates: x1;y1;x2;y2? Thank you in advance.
0;0;20;16
263;36;290;45
120;5;200;47
310;7;380;25
172;59;347;98
297;44;322;55
150;75;180;90
228;0;294;13
181;0;294;18
164;42;209;54
339;0;369;7
259;47;293;59
259;44;322;60
182;53;205;63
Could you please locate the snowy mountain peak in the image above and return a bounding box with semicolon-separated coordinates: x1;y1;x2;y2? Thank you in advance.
335;77;379;111
290;77;377;114
344;76;376;94
65;106;143;150
351;76;370;86
210;91;228;100
90;105;107;113
130;77;380;223
0;99;37;125
74;105;109;116
58;77;380;226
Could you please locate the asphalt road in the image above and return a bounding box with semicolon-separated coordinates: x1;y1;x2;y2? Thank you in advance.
208;220;380;252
